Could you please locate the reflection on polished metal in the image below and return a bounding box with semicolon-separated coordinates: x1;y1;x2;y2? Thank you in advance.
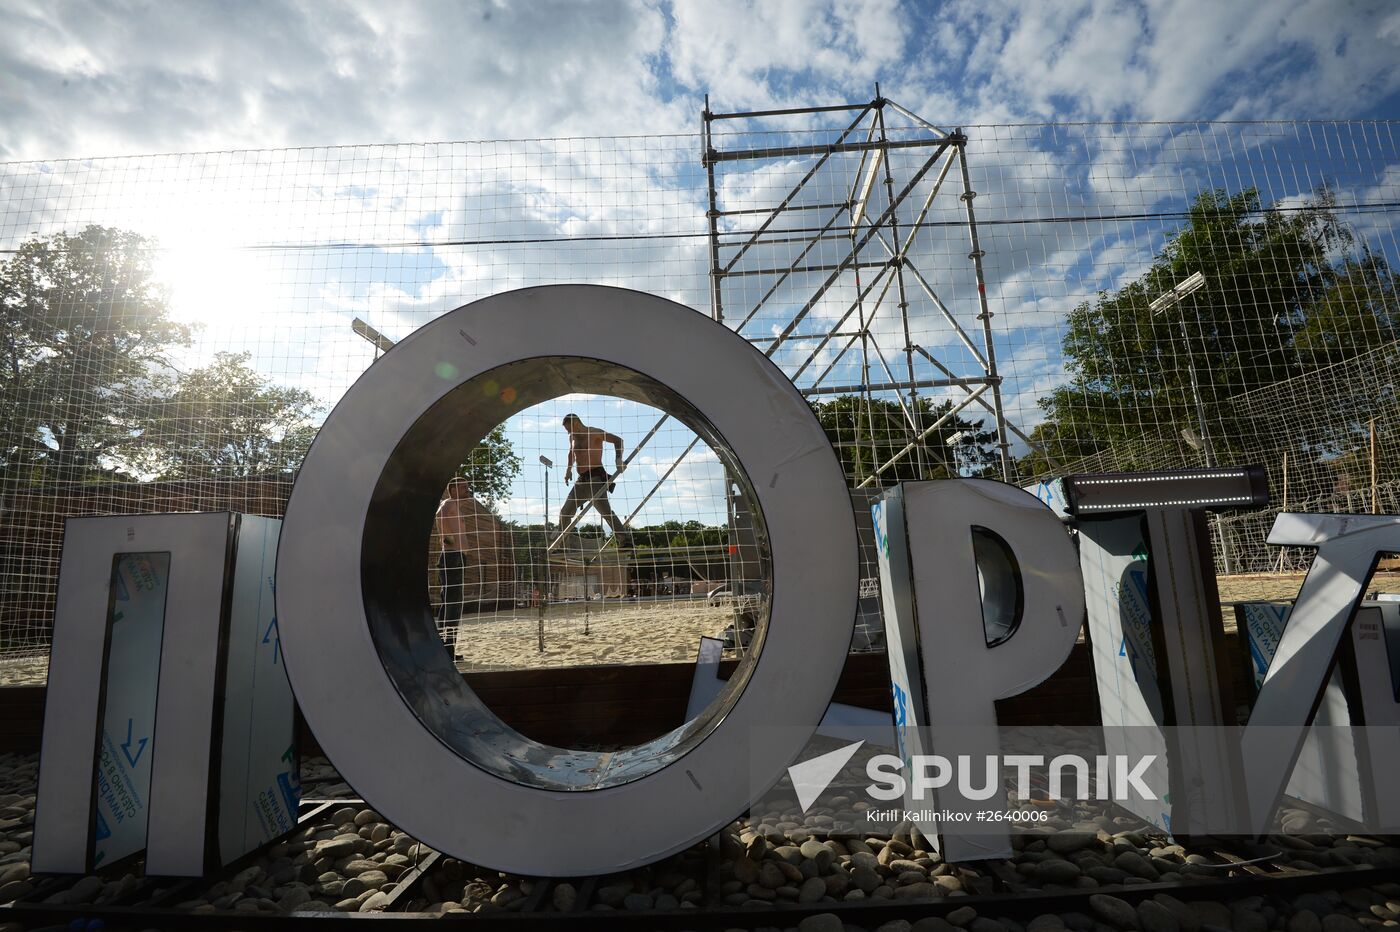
369;356;774;787
277;285;858;876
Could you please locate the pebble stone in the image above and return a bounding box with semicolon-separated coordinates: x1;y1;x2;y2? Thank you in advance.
913;920;960;932
2;749;1400;931
1090;893;1141;930
1291;911;1325;932
1322;915;1366;932
948;906;980;927
877;921;914;932
552;881;577;912
798;914;845;932
1137;899;1180;932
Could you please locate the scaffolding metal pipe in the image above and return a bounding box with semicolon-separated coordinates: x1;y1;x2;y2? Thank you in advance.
721;107;871;273
703;98;724;323
789;266;894;381
902;260;989;368
764;142;952;358
875;97;923;474
856;384;991;489
802;376;997;396
913;345;1057;468
895;147;959;258
623;436;702;527
717;201;849;216
746;331;870;343
720;260;889;279
795;267;900;387
709;136;957;163
808;334;862;390
705;100;874;122
868;327;919;430
956;141;1012;480
731;203;854;336
884;99;956;137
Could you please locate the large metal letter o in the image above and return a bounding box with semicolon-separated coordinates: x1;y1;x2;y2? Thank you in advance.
277;285;858;875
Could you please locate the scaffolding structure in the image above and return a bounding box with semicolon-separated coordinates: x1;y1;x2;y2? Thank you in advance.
701;92;1032;484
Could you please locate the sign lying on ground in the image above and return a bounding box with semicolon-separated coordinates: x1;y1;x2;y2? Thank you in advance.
30;285;1400;878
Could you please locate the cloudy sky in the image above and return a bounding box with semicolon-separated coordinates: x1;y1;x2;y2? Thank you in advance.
3;0;1399;527
4;0;1400;160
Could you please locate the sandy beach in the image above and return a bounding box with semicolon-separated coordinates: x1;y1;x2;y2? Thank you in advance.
445;595;750;672
4;570;1400;686
441;569;1400;673
1215;569;1400;632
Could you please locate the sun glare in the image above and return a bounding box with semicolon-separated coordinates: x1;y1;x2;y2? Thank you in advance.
154;238;274;329
133;184;284;332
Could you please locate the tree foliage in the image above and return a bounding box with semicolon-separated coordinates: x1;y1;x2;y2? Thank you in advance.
455;425;522;506
1021;186;1399;482
0;226;190;482
0;225;527;492
1290;250;1400;369
811;394;998;487
630;520;728;549
134;351;321;479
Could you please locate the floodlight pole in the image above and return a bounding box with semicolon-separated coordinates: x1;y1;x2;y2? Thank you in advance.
1151;272;1231;573
351;318;395;356
1151;272;1213;468
538;455;553;652
540;456;553;539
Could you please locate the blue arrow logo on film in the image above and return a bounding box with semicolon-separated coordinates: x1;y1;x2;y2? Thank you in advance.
263;616;281;665
121;718;148;768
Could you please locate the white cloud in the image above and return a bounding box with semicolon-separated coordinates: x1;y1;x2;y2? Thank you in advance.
668;0;903;111
903;0;1400;123
3;0;1396;167
0;0;684;160
2;0;1398;485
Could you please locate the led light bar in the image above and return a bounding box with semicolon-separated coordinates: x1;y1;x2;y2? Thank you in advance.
1063;465;1269;515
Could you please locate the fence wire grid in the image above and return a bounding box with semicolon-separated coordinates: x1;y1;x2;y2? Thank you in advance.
2;108;1399;684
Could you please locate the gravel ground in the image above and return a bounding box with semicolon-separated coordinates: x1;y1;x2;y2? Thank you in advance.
2;751;1400;931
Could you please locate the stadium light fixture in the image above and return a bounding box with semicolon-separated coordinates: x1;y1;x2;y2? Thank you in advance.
1149;270;1206;314
351;317;396;354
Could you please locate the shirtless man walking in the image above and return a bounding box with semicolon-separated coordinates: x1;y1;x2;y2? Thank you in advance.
559;413;629;547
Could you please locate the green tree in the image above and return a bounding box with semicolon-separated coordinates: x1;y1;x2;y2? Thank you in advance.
0;226;191;483
1020;187;1361;478
1291;250;1400;369
135;351;321;479
1245;253;1400;500
630;520;728;549
454;424;522;506
811;394;997;487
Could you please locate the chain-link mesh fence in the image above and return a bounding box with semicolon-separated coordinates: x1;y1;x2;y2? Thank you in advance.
2;111;1398;683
